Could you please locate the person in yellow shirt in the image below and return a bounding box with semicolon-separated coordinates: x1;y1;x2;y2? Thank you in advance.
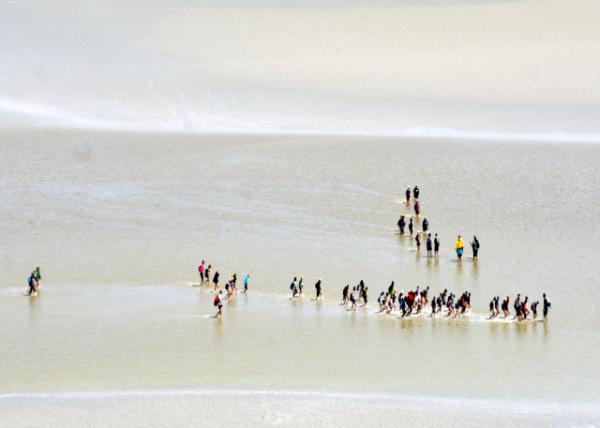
455;235;465;262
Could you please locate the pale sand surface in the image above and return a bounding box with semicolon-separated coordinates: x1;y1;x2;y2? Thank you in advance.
1;391;599;428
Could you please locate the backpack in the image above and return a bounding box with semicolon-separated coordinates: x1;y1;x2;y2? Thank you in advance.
213;296;220;306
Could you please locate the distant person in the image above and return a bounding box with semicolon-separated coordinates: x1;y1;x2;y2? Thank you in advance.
426;234;433;257
531;300;539;319
413;185;420;200
315;279;322;300
213;290;224;317
543;294;551;321
405;187;411;204
27;271;38;296
501;296;510;318
34;267;42;287
243;274;250;293
205;265;212;285
521;297;529;320
361;285;368;306
212;271;220;290
409;218;414;236
342;284;350;305
415;233;422;253
414;200;420;216
422;217;429;233
397;215;406;235
471;236;480;261
298;276;304;295
434;234;440;258
290;277;298;297
513;294;521;320
349;287;358;311
198;260;205;284
489;297;495;319
455;235;464;261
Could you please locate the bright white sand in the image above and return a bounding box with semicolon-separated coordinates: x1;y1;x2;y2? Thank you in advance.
1;390;598;428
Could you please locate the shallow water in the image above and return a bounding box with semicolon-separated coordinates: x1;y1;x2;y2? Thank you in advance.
1;130;599;406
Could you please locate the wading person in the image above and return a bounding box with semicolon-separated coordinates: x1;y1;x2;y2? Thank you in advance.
455;235;464;262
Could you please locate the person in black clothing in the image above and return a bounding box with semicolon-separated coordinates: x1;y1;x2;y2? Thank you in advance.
27;271;38;296
405;187;411;204
315;279;322;300
212;271;220;290
543;294;551;321
413;185;420;200
434;233;440;258
397;215;406;235
422;217;429;233
415;233;421;253
409;218;414;236
426;234;433;257
531;300;539;319
471;236;480;261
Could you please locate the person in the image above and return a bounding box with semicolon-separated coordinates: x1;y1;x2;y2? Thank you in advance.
361;286;368;306
501;296;510;318
212;271;220;290
349;287;358;311
34;267;42;288
405;187;411;204
356;280;366;304
298;276;304;295
198;260;205;284
431;297;437;316
422;217;429;233
434;234;440;258
513;294;521;319
205;265;212;285
213;290;224;318
489;298;495;318
243;274;250;293
543;294;551;321
27;271;38;296
342;284;350;305
471;236;480;261
413;185;420;200
531;300;539;319
415;233;422;252
378;292;386;312
408;218;414;236
397;215;406;235
414;200;420;216
521;297;529;320
290;277;298;297
315;279;322;300
455;235;464;261
426;234;433;257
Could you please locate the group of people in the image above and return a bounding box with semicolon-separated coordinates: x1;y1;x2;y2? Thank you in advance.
289;276;323;300
489;293;551;322
198;260;250;317
26;267;42;296
454;235;480;262
342;281;368;310
397;186;481;263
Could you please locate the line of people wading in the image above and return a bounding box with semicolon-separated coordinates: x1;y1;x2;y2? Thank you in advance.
25;187;550;322
397;185;481;262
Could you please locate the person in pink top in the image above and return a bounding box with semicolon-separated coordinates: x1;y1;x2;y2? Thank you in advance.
199;260;206;284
